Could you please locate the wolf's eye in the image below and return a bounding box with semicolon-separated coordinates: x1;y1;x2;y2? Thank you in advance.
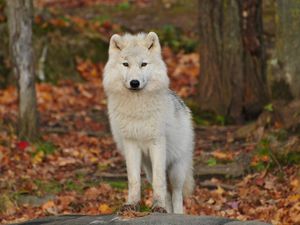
123;62;129;67
141;62;148;67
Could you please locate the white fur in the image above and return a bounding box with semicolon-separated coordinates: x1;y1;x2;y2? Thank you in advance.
103;32;194;214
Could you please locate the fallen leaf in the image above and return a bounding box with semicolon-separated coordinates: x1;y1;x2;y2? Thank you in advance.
17;141;30;151
120;210;150;219
42;201;57;215
32;151;44;164
98;203;112;214
211;150;234;161
215;185;225;195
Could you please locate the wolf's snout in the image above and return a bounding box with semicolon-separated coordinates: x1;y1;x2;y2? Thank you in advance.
130;80;140;89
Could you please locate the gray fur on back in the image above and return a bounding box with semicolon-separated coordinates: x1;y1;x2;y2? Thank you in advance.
169;90;188;112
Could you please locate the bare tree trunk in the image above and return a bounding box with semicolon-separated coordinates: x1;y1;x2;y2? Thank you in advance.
242;0;269;119
197;0;269;122
6;0;39;140
269;0;300;100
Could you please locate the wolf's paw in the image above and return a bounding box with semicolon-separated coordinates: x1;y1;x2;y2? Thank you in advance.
117;203;140;215
151;206;167;213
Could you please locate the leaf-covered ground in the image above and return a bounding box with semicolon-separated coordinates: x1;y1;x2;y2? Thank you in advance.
0;1;299;225
0;47;299;225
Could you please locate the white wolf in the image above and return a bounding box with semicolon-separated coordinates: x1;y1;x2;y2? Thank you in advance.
103;32;194;214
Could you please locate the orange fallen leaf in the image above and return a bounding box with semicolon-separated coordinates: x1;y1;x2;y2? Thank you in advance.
98;203;112;214
211;150;234;161
42;201;57;215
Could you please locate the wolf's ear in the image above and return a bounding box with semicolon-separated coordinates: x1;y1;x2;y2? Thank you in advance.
109;34;123;54
145;32;161;53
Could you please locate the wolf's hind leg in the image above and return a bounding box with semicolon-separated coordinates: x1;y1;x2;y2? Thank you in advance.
142;153;152;184
169;162;186;214
166;191;173;213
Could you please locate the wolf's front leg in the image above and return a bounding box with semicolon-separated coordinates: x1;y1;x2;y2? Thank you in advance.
123;139;141;206
149;137;167;212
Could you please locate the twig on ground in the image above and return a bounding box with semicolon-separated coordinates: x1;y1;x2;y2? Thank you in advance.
199;180;235;190
43;127;108;137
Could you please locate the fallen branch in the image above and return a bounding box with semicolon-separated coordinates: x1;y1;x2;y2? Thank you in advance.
199;180;235;190
195;163;246;178
43;127;108;137
99;172;128;181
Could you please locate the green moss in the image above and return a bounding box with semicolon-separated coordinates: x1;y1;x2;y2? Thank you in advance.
192;110;228;126
140;204;151;212
193;113;210;126
34;179;62;195
34;141;56;155
252;161;268;172
107;181;127;190
283;152;300;165
207;158;217;166
65;180;84;193
186;99;229;125
84;179;100;188
252;135;300;173
118;2;131;10
155;25;197;53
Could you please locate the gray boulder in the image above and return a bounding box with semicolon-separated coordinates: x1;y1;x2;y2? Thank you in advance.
12;214;272;225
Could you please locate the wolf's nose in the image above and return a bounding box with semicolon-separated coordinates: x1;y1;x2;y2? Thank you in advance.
130;80;140;89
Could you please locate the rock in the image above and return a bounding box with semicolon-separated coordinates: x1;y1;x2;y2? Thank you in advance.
280;100;300;132
235;100;300;140
234;122;257;140
11;214;272;225
16;194;55;207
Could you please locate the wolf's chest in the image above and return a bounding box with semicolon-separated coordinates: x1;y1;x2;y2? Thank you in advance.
109;99;164;140
116;109;161;140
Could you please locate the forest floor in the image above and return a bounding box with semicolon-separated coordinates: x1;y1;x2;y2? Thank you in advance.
0;46;299;225
0;1;299;225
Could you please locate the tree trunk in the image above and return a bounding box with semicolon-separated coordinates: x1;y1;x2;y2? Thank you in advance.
197;0;269;122
242;0;269;118
269;0;300;100
6;0;39;140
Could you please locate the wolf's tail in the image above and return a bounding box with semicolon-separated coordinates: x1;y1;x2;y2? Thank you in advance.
183;166;195;197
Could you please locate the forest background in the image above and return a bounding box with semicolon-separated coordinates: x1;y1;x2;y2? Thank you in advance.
0;1;299;225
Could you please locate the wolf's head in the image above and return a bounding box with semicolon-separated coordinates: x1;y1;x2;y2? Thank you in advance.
103;32;169;94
